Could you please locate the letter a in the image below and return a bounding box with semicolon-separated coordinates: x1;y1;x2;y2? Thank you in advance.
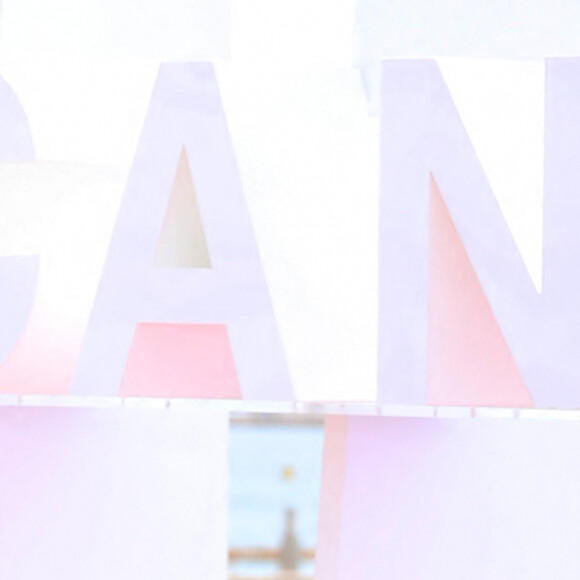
71;63;292;400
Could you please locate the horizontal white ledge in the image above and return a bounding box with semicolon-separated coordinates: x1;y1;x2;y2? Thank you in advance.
1;395;580;420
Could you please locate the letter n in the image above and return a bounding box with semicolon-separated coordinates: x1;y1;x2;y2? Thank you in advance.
379;59;580;408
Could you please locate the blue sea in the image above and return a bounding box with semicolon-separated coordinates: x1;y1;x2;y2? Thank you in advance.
229;420;325;577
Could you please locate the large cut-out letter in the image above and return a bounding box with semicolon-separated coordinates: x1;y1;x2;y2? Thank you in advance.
71;63;292;400
380;58;580;408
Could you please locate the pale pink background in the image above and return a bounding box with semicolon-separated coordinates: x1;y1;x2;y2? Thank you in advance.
317;416;580;580
0;406;228;579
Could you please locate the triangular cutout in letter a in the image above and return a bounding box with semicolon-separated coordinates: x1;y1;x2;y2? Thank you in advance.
154;147;211;268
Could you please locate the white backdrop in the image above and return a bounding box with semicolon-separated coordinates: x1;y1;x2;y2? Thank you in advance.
0;0;568;401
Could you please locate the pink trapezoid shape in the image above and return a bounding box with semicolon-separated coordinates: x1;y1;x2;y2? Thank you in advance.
120;322;241;399
428;175;534;407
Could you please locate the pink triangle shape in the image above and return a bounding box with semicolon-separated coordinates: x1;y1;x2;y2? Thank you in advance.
428;175;534;407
